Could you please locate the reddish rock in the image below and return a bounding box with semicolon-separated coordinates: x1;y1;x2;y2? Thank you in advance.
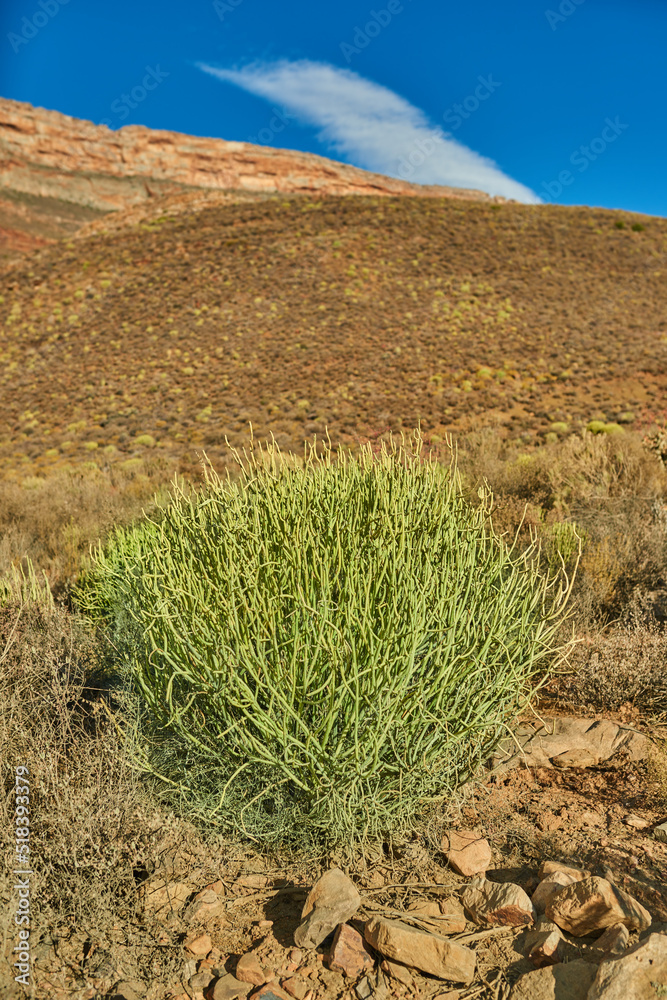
294;868;361;950
592;923;630;957
328;923;374;978
532;872;580;913
461;878;535;928
206;974;251;1000
545;876;651;936
442;830;492;877
364;917;475;983
236;953;267;987
538;861;591;881
280;978;308;1000
185;933;213;956
0;96;503;223
587;932;667;999
524;919;564;968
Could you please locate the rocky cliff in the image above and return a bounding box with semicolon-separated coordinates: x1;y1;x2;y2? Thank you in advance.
0;96;503;257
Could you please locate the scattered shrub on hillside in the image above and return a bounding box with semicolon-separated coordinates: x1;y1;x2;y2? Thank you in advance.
77;431;578;847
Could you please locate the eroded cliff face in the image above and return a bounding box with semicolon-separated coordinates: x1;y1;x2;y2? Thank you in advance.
0;97;503;211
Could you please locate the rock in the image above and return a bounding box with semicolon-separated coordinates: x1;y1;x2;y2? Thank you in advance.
281;978;308;1000
509;959;597;999
207;974;252;1000
248;987;292;1000
364;917;476;983
623;813;650;830
185;933;213;956
524;919;564;968
190;971;216;994
355;976;373;1000
538;861;591;881
328;923;375;978
532;873;580;913
442;830;492;876
140;879;193;916
380;958;414;987
408;900;443;918
294;869;361;950
438;897;467;934
0;95;501;256
545;876;652;935
654;821;667;843
236;953;267;986
288;950;302;966
491;718;648;773
461;878;536;927
591;923;630;957
587;932;667;999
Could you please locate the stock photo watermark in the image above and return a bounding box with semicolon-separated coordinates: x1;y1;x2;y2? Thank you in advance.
340;0;413;63
396;75;501;180
7;0;71;53
12;766;32;988
71;65;170;144
541;116;629;200
545;0;586;31
213;0;244;23
246;106;296;146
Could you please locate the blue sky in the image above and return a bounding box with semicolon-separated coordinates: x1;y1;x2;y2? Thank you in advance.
1;0;665;215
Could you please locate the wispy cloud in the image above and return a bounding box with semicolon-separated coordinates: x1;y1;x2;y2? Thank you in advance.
197;59;540;204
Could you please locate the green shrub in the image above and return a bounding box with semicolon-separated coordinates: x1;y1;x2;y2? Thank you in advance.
77;432;577;847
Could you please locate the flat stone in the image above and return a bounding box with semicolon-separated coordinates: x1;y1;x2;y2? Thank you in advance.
545;876;651;936
190;971;216;993
329;923;374;978
140;879;193;916
591;923;630;957
408;900;442;918
248;987;292;1000
654;821;667;843
587;932;667;999
442;830;492;877
185;933;213;957
355;976;373;1000
491;718;647;773
438;897;467;934
364;917;475;983
538;862;591;881
623;813;650;830
380;958;414;987
509;959;597;1000
462;878;535;927
532;873;580;914
280;978;308;1000
236;953;267;986
207;974;252;1000
294;868;361;950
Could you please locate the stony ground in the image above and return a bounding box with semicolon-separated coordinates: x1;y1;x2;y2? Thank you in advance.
10;711;665;1000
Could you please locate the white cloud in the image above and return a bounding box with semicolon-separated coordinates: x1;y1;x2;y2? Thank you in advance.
197;59;540;204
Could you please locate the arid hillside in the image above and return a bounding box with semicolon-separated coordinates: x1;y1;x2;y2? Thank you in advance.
0;97;501;259
0;192;665;483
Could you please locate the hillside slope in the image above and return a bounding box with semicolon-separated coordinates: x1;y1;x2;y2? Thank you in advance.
1;194;665;482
